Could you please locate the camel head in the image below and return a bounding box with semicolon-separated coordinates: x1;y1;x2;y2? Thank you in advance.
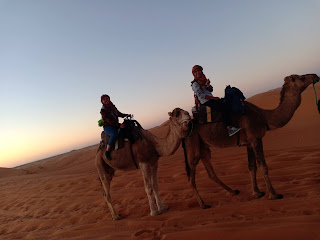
168;108;191;138
283;74;319;93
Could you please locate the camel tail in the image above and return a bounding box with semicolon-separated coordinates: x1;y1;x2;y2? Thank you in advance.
181;139;190;181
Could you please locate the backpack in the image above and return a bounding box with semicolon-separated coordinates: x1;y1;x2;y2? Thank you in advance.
224;85;246;114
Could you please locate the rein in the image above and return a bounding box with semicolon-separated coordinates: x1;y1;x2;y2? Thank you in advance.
313;79;320;113
181;120;194;180
185;120;194;139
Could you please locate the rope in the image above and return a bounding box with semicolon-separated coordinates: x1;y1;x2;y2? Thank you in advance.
181;120;194;181
181;139;191;181
185;120;194;139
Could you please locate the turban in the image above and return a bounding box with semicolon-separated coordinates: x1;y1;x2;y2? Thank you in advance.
101;94;110;102
192;65;203;74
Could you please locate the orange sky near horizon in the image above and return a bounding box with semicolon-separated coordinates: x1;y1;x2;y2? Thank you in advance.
1;1;319;168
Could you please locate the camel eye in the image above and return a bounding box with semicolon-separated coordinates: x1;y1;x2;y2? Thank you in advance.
300;76;305;81
173;109;180;117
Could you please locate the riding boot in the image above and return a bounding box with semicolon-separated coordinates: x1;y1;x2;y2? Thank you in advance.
105;150;112;160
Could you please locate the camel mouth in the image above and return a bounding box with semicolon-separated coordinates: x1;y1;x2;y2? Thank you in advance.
182;121;189;131
173;109;191;134
180;117;191;134
311;74;319;83
180;111;191;123
302;74;320;84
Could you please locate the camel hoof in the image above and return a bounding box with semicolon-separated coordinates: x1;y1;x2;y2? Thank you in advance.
150;210;161;216
253;192;265;199
201;204;211;209
269;194;284;200
159;205;169;213
226;189;240;196
113;214;121;221
232;189;240;196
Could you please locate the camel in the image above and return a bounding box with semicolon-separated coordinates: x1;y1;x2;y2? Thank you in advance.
96;108;191;220
183;74;320;209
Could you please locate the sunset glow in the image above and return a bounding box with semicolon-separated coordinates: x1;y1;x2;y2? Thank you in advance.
1;1;319;167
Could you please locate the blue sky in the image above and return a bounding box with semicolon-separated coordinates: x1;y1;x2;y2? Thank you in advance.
0;0;319;167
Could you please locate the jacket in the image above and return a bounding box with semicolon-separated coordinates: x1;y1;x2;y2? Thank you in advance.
100;105;127;128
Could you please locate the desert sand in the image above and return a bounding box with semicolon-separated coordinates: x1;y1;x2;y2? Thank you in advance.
1;84;319;240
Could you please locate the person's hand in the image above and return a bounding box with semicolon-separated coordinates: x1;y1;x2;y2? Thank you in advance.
120;124;125;128
206;83;213;92
198;78;206;86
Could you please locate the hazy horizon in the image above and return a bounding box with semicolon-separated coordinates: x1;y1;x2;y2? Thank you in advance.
1;0;320;168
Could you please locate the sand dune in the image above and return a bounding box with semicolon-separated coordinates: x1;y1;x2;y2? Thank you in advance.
0;168;28;179
0;84;319;240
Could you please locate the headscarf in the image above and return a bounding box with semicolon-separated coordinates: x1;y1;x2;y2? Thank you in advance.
101;94;117;114
192;65;203;75
101;94;109;102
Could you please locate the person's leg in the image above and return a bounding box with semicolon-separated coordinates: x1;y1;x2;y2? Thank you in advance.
103;126;118;160
220;101;233;127
220;101;241;136
204;100;240;136
204;100;231;126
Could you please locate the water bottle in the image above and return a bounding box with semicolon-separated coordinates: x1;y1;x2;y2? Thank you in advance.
131;114;134;120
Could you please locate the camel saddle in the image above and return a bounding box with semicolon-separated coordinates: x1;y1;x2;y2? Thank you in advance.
192;104;223;124
192;85;246;124
101;119;142;150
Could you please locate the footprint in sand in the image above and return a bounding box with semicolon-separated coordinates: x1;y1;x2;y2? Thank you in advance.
132;228;162;239
231;213;245;220
302;210;313;215
133;229;153;236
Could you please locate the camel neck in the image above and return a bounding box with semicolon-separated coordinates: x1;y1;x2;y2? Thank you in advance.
265;89;302;129
141;123;182;157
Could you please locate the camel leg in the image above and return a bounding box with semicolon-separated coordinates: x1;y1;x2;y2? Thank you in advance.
247;146;265;199
189;158;211;209
96;156;121;220
200;145;240;196
251;139;283;200
140;162;161;216
150;160;169;213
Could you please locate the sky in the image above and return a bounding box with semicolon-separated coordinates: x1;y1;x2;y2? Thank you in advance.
1;0;320;168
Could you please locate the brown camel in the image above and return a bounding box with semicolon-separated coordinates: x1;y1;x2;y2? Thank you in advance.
96;108;191;220
183;74;319;209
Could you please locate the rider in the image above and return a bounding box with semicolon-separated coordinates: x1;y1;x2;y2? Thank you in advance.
100;94;131;160
191;65;241;137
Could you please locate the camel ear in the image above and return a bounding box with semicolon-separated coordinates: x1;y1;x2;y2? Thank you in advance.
284;76;292;83
168;112;172;117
